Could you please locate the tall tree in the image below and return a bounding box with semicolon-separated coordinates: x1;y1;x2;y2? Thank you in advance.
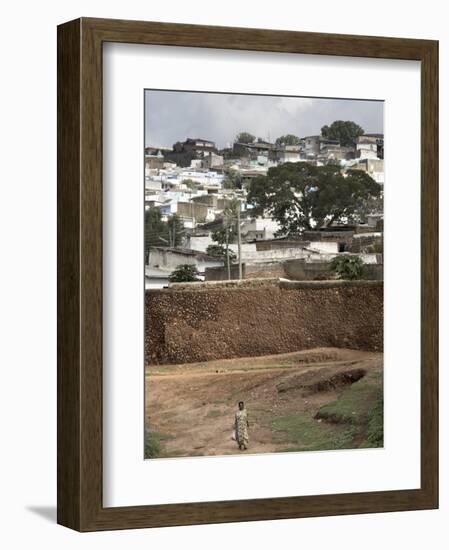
222;168;242;190
275;134;301;146
206;244;236;263
145;207;168;255
211;226;236;245
235;132;256;144
166;214;185;248
145;207;185;262
247;162;382;235
210;199;241;279
321;120;364;147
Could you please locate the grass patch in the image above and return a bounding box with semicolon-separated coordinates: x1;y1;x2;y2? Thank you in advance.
315;373;382;425
144;430;176;458
144;429;162;459
160;448;189;458
250;408;273;426
272;413;357;452
272;373;383;452
361;395;384;448
314;373;383;448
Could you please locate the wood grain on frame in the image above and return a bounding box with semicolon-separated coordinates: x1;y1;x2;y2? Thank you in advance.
57;17;438;531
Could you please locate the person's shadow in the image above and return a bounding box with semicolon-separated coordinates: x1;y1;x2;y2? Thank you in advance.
26;506;56;523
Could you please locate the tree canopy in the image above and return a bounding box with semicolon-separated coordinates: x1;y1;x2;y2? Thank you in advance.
206;244;236;263
181;178;198;189
211;226;236;245
235;132;255;144
168;264;200;283
321;120;364;147
210;198;240;245
275;134;301;146
144;207;185;261
222;169;242;190
330;255;365;280
247;162;382;235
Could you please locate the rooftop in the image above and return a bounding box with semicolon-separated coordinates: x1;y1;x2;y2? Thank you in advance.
150;246;219;262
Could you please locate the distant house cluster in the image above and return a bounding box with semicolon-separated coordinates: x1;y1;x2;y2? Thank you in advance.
144;133;384;289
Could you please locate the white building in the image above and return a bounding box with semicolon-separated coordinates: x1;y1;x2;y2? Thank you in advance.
202;152;224;169
241;217;282;241
349;158;384;185
147;247;223;278
356;140;378;159
356;135;383;160
277;145;303;163
145;267;171;289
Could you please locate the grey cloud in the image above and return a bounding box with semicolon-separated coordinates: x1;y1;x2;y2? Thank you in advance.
145;90;383;149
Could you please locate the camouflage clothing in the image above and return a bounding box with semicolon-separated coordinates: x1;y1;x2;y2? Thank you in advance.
235;408;249;449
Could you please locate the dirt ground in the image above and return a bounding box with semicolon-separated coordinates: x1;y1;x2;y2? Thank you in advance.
145;347;383;458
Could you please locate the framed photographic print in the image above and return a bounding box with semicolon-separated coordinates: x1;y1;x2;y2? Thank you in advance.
57;17;438;531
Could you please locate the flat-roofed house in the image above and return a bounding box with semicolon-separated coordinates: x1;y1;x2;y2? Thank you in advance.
174;138;218;154
356;134;384;159
276;145;303;164
147;247;223;276
349;158;384;185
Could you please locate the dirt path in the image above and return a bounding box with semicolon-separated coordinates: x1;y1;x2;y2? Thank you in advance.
145;347;383;458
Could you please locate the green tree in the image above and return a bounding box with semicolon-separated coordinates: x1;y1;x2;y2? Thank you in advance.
321;120;365;147
145;207;168;259
211;228;226;245
275;134;301;146
144;429;161;459
235;132;256;144
168;264;200;283
222;169;242;190
350;192;384;223
210;201;240;279
212;227;236;245
145;208;185;261
247;162;381;235
330;255;365;280
181;178;197;189
166;214;185;248
206;244;236;263
163;146;196;167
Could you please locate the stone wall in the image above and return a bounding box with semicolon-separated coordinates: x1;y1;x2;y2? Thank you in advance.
284;260;383;281
244;264;286;279
145;280;383;365
205;260;383;282
205;263;245;281
205;263;286;281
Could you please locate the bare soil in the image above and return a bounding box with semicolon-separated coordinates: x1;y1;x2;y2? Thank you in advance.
145;347;383;458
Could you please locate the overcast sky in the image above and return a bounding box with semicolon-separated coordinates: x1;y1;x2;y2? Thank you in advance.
145;90;383;149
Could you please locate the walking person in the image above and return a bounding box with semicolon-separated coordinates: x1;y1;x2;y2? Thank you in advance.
234;401;249;451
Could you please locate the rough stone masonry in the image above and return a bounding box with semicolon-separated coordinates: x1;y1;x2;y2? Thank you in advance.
145;280;383;365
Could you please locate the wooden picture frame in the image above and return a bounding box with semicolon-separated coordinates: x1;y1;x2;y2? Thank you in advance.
57;17;438;531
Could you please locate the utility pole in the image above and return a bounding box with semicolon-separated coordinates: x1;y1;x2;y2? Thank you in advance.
225;224;231;280
237;200;242;279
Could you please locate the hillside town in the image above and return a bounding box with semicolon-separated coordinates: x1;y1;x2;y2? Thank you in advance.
145;128;384;288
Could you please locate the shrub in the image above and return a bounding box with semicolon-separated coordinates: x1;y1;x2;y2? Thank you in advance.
144;429;161;459
168;264;200;283
330;255;365;280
